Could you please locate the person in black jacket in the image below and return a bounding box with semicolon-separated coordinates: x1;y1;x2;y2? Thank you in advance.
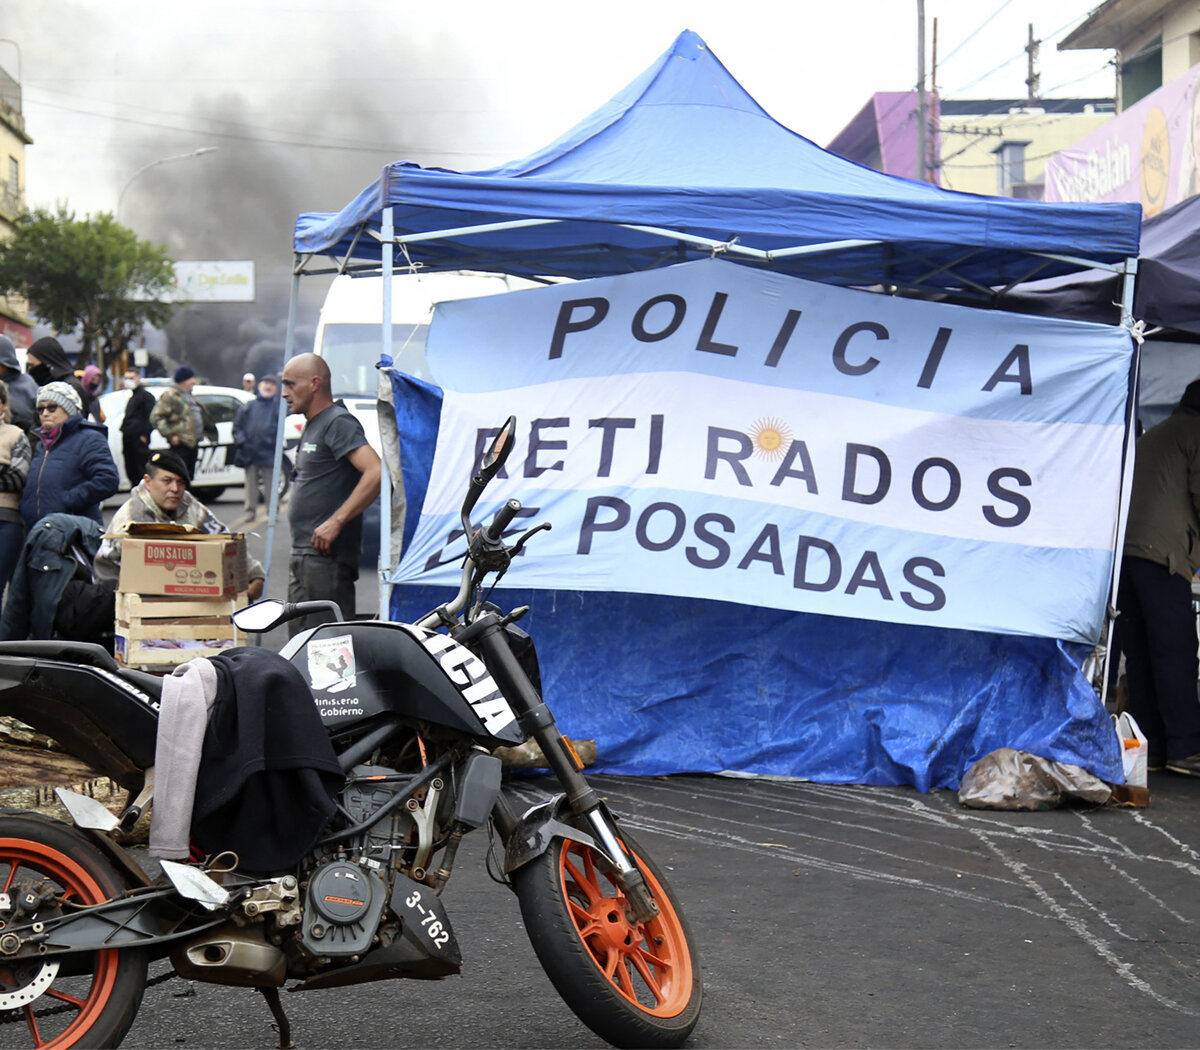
120;368;156;489
26;336;91;419
0;336;37;432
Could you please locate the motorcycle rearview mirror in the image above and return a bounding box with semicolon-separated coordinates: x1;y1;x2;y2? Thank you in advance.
232;598;289;634
461;416;517;530
480;416;517;479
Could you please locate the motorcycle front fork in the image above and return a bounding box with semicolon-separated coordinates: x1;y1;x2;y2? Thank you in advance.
465;614;660;924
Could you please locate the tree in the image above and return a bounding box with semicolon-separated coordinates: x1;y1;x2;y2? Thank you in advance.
0;205;176;372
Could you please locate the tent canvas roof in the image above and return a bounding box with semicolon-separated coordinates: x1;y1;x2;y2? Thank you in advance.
998;192;1200;334
293;30;1141;294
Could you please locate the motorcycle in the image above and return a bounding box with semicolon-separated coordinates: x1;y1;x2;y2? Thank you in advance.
0;416;703;1049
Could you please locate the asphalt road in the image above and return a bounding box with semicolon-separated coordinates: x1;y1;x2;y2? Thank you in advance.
102;485;1200;1050
111;768;1200;1050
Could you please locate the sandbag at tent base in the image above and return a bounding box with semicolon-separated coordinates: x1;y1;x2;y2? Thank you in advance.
390;585;1123;792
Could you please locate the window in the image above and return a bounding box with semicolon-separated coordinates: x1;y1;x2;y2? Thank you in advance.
195;394;243;424
994;141;1029;196
1121;36;1162;110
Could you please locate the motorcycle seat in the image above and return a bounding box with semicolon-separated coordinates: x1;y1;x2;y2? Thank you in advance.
0;641;164;700
0;639;120;670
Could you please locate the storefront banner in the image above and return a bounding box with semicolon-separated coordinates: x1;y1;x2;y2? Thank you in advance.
1045;62;1200;217
391;259;1133;643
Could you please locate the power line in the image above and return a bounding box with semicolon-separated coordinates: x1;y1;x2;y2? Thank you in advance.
24;95;498;159
941;10;1102;99
938;0;1015;69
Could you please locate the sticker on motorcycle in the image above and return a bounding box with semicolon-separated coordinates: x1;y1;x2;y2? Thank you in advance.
412;629;518;735
306;633;358;692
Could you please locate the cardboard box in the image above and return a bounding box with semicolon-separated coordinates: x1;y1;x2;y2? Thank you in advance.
114;592;246;670
113;523;248;597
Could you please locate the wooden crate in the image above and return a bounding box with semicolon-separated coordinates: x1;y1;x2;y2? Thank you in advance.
114;592;247;671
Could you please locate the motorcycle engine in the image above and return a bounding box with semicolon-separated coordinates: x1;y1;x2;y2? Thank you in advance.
338;764;419;866
296;765;416;959
299;860;387;958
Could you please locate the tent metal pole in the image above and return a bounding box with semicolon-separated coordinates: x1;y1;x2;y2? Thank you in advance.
765;239;883;259
1030;251;1126;274
378;208;395;621
263;268;302;601
1100;254;1141;705
392;217;559;243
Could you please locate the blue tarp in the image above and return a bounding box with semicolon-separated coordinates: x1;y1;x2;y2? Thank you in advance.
298;30;1136;789
294;31;1140;293
390;586;1114;791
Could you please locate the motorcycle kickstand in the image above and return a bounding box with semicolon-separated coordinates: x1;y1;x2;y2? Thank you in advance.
256;986;294;1050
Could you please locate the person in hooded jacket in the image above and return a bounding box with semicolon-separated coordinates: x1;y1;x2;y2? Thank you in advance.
0;337;37;432
232;374;280;518
80;364;107;424
26;336;90;419
20;381;119;529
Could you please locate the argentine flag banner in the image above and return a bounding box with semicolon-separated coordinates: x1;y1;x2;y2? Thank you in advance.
392;258;1134;644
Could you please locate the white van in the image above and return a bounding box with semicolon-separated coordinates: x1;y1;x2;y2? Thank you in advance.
306;270;540;451
297;270;540;578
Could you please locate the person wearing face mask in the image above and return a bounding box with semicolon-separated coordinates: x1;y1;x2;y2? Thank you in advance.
19;381;119;529
120;368;156;489
0;337;37;433
26;336;90;420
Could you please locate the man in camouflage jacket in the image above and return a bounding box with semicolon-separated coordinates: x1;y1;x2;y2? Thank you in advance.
151;366;210;480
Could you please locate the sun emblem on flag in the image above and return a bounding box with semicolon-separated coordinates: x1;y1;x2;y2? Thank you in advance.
748;417;792;460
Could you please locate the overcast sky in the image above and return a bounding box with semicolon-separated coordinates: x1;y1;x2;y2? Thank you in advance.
0;0;1118;378
3;1;1117;214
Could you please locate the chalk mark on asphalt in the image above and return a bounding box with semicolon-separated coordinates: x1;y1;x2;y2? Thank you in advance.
964;824;1196;1015
516;775;1200;1017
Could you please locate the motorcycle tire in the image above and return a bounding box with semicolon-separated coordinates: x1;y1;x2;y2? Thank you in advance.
513;828;702;1049
0;811;148;1049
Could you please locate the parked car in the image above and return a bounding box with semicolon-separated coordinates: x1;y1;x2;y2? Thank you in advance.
98;383;292;501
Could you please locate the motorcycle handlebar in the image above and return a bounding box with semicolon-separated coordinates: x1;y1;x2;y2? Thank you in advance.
482;499;522;544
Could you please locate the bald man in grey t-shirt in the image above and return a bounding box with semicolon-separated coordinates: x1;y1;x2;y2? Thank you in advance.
282;353;381;635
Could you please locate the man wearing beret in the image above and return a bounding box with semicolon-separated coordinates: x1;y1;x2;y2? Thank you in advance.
150;365;212;481
94;448;265;599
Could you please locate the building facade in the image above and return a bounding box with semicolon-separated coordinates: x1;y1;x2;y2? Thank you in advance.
825;93;1113;200
1048;0;1200;214
0;58;32;348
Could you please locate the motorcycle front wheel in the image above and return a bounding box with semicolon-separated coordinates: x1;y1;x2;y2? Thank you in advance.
0;812;148;1049
513;829;702;1049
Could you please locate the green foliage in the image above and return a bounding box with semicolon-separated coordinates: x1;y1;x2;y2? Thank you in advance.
0;205;176;371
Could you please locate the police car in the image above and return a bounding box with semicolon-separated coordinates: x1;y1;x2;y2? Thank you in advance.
98;382;258;499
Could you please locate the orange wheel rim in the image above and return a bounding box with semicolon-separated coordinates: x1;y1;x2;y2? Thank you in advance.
558;839;693;1018
0;837;120;1049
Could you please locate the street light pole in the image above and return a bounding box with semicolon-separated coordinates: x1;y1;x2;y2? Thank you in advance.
116;146;218;222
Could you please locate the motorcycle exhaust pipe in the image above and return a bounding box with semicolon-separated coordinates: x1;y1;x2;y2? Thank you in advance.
170;924;287;987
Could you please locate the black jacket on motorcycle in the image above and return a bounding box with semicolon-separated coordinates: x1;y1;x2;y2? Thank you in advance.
0;513;103;641
191;647;344;873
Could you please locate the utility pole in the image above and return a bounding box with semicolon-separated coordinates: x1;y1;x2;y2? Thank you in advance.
917;0;927;181
929;16;939;185
1025;23;1041;104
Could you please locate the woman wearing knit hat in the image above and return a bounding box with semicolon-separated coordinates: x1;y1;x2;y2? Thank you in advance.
19;380;120;529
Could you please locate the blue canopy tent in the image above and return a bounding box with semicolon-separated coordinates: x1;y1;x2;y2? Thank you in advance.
276;30;1143;790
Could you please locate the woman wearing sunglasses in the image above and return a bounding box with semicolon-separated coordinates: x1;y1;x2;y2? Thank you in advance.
19;380;119;529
